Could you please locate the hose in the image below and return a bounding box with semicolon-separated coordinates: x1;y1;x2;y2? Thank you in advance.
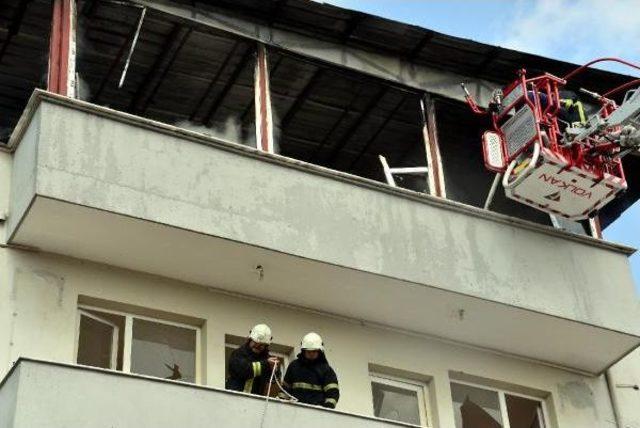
258;361;278;428
563;57;640;82
258;360;298;428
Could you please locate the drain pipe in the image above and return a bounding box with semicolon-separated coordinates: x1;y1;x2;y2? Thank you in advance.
606;369;624;428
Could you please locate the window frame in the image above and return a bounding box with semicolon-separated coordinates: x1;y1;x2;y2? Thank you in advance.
75;305;202;384
369;372;433;427
75;309;120;369
450;379;551;428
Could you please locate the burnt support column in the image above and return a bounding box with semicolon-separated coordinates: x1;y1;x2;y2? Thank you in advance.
254;43;275;153
48;0;76;97
421;94;446;197
590;217;603;239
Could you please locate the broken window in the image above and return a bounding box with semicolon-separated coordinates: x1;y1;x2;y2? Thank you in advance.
131;318;197;383
451;381;548;428
76;306;200;383
268;50;429;192
370;373;432;426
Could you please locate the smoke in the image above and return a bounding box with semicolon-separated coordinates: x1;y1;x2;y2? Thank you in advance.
271;106;281;155
74;0;95;101
75;73;92;101
175;107;285;153
175;117;257;148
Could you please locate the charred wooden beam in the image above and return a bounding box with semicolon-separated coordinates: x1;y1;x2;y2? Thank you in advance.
347;94;407;170
407;31;435;61
190;40;243;122
128;24;191;115
0;0;32;65
341;13;365;43
203;44;253;127
80;0;98;17
279;67;324;131
308;86;370;163
322;86;387;166
473;46;501;75
267;0;287;26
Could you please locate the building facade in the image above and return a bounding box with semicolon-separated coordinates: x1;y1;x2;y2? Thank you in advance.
0;1;639;427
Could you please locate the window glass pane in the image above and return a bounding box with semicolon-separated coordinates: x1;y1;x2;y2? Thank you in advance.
451;383;503;428
371;381;422;425
505;394;546;428
77;314;115;369
131;319;197;383
86;310;125;369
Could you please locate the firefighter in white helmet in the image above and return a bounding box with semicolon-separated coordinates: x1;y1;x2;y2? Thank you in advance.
278;332;340;408
226;324;280;395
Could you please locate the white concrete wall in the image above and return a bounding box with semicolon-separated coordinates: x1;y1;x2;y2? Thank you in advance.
0;363;19;428
0;150;11;222
0;247;621;428
9;97;639;340
5;360;410;428
609;349;640;428
0;149;13;376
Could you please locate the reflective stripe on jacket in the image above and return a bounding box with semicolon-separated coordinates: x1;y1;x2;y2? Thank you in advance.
226;342;272;394
561;98;587;125
280;352;340;408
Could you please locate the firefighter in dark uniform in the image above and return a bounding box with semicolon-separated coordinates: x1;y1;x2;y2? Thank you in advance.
279;332;340;409
226;324;279;395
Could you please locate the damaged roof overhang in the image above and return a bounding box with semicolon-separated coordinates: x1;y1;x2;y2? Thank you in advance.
161;0;637;96
1;0;638;227
0;0;51;138
133;0;640;227
146;0;639;229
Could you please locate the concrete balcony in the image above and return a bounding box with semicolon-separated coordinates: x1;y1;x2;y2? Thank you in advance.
6;90;640;374
0;359;409;428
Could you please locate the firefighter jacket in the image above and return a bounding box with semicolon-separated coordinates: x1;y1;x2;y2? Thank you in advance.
279;352;340;409
226;342;275;395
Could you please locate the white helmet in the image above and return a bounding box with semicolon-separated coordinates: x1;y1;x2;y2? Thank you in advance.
249;324;272;345
301;332;324;351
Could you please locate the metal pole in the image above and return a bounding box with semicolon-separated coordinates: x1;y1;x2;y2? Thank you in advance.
484;173;502;210
118;6;146;88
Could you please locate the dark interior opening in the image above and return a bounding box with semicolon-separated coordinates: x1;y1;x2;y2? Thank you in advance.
77;3;429;192
268;49;428;192
76;1;256;145
0;0;51;143
2;0;633;230
435;97;591;230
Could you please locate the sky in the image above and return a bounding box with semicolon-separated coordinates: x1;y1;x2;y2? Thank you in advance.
320;0;640;291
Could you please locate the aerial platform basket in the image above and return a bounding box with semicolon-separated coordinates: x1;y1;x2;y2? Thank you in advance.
463;58;640;220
